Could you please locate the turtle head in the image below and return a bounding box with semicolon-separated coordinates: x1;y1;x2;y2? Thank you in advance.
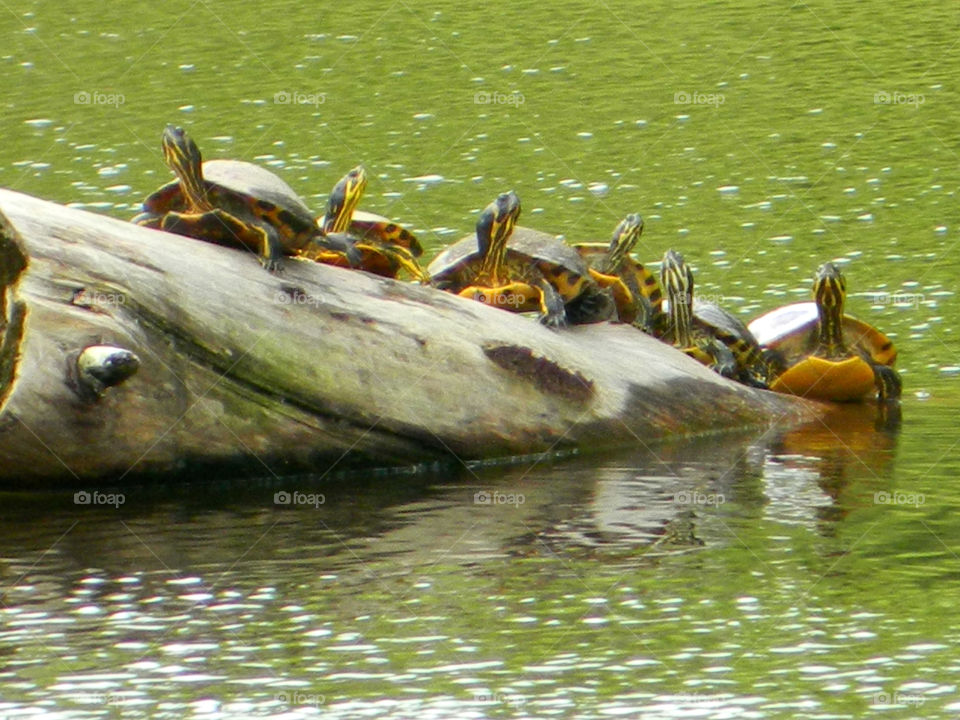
813;262;846;353
161;125;207;208
476;190;521;283
323;165;368;234
604;213;644;270
814;261;846;312
661;248;695;348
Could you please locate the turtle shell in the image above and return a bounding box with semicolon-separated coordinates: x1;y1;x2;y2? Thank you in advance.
769;354;877;401
507;227;592;278
693;300;764;363
345;210;423;256
138;159;317;245
143;160;311;217
428;225;591;299
426;233;483;279
748;301;896;367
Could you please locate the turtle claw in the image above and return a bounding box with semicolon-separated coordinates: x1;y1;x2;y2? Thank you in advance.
260;256;284;274
536;282;568;329
740;370;770;390
539;312;568;329
344;245;363;268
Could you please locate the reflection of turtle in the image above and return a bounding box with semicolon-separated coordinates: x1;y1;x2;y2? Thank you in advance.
659;249;768;386
133;125;359;271
651;510;705;550
749;262;901;402
428;191;630;327
302;165;428;281
572;214;663;329
75;345;140;401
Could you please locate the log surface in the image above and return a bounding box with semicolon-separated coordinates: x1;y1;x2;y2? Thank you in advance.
0;189;821;487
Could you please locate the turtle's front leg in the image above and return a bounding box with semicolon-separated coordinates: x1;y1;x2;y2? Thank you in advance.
588;267;638;324
160;209;282;272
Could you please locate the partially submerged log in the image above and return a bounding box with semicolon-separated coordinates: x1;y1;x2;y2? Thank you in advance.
0;188;821;486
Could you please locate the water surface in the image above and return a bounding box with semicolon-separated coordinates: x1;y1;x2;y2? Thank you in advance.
1;0;959;717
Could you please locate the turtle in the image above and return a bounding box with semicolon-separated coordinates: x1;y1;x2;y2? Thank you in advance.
659;249;769;387
428;191;638;327
300;165;428;281
747;262;901;402
571;213;664;330
133;125;360;272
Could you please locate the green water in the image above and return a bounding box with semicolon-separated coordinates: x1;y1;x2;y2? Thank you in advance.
2;0;960;717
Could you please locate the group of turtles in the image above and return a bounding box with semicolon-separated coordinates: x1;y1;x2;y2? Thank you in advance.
134;125;901;407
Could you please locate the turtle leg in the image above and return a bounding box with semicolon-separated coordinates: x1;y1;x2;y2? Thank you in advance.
529;278;567;328
457;279;567;327
632;295;660;334
383;246;429;283
760;347;788;381
457;281;540;312
873;363;902;402
521;266;569;327
357;243;429;282
132;211;164;228
685;338;738;379
299;237;362;269
709;340;739;379
303;248;351;267
564;286;616;325
739;366;770;389
256;223;284;272
160;209;283;272
588;269;637;324
874;364;902;431
313;231;362;268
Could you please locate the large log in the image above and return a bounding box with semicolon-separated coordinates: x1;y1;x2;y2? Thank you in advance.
0;188;821;487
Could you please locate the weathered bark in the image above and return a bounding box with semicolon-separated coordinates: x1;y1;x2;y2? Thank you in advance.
0;188;822;487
